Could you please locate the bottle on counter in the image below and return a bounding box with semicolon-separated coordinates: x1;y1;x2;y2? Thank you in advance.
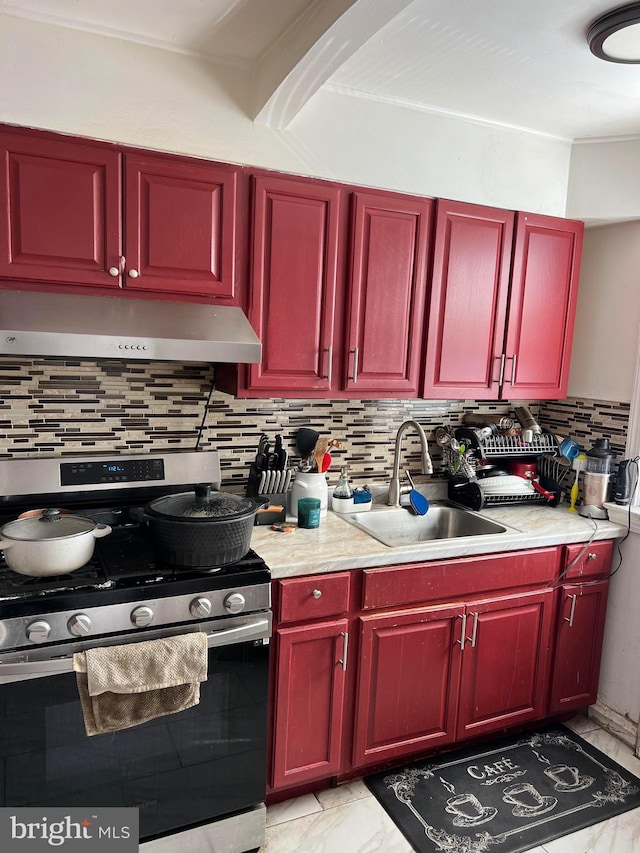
332;466;354;513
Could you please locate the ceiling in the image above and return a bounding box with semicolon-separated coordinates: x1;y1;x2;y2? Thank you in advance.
2;0;640;139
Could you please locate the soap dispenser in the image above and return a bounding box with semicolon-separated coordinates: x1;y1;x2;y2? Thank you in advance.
332;467;354;513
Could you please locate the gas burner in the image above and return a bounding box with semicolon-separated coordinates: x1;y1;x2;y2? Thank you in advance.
0;557;114;601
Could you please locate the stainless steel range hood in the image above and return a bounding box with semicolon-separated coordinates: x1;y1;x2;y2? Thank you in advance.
0;291;262;363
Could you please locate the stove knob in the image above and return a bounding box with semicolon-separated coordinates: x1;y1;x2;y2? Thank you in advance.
223;592;246;614
26;620;51;644
190;597;212;618
131;606;154;627
67;613;92;637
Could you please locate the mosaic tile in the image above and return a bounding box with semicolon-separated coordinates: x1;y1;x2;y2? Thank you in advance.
0;358;630;494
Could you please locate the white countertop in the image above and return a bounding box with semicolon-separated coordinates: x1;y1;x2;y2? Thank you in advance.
251;495;627;579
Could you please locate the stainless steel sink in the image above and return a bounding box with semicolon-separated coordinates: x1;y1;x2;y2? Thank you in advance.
337;500;509;547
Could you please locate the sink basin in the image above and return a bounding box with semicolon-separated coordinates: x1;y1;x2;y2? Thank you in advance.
337;500;509;548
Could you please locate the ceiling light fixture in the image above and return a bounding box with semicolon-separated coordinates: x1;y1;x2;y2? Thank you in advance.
588;2;640;62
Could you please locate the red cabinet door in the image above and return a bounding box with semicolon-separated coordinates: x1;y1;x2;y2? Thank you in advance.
423;200;514;399
549;580;609;714
344;191;432;395
352;603;464;768
247;175;341;393
271;619;348;791
123;153;239;299
504;212;583;399
457;589;554;740
0;129;121;287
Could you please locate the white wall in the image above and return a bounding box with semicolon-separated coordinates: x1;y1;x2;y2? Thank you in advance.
0;13;571;215
567;138;640;222
567;221;640;403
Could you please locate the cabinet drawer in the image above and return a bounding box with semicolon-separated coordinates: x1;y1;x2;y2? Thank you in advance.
278;573;351;624
562;540;613;580
362;549;560;610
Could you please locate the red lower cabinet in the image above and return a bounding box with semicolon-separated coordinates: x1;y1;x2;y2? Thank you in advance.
456;589;555;740
269;544;613;794
353;603;464;767
271;619;348;790
549;580;609;714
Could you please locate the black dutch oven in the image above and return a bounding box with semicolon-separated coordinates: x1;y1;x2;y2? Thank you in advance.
139;484;267;568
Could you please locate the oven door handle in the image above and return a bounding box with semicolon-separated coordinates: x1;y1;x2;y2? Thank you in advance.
0;615;272;682
205;617;270;647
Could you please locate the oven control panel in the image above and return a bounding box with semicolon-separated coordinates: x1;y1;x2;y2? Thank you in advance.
60;458;165;486
0;583;271;649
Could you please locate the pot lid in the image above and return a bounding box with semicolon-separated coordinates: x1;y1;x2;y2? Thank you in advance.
0;508;97;541
148;485;254;520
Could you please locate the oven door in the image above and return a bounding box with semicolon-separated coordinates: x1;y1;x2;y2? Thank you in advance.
0;614;271;843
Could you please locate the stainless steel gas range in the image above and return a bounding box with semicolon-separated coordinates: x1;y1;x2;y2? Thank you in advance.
0;450;271;853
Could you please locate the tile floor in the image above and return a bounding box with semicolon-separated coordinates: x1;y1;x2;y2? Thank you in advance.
263;715;640;853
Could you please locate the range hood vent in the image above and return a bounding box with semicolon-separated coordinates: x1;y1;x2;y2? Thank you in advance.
0;291;262;364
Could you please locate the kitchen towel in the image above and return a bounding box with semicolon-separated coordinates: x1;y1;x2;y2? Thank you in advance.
73;632;208;736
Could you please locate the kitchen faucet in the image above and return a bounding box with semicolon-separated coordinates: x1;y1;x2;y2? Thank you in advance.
388;419;433;506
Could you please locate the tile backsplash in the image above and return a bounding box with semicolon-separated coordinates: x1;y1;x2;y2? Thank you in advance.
0;357;630;492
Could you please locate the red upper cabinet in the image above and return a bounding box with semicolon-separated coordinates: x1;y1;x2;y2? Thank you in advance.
423;200;514;399
505;212;583;399
122;153;238;299
0;125;240;302
423;203;583;401
243;177;432;398
246;173;341;394
0;129;121;288
344;190;432;395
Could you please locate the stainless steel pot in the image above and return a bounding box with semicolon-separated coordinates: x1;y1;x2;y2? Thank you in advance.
0;508;112;576
138;485;267;568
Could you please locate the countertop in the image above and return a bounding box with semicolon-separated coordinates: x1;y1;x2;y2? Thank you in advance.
250;490;627;579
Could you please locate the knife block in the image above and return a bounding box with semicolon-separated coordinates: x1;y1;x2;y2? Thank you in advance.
246;463;286;525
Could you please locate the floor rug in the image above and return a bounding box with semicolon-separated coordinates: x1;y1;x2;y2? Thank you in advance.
365;725;640;853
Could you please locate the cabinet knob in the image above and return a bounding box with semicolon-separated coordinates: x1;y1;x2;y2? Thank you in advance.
128;269;140;279
108;267;120;277
587;553;597;560
312;589;322;599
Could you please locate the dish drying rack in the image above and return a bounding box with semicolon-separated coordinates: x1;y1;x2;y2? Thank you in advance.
441;427;561;511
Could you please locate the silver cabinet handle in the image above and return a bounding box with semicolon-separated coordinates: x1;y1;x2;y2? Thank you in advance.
350;347;359;383
510;353;517;385
312;589;322;599
457;613;467;649
468;612;479;647
108;266;120;277
498;353;506;386
128;269;140;279
324;346;333;385
587;552;598;561
564;594;577;627
339;631;348;671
